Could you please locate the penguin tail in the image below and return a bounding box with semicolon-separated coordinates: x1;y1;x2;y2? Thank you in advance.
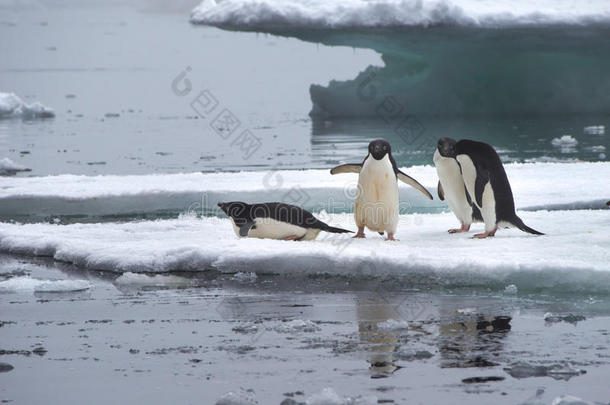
322;225;354;234
510;215;544;236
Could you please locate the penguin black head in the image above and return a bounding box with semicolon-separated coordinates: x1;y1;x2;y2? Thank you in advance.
368;139;391;160
437;137;457;158
217;201;248;218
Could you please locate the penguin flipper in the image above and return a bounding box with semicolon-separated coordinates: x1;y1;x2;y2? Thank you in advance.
474;169;490;208
437;181;445;201
396;170;433;200
238;221;256;237
330;164;362;175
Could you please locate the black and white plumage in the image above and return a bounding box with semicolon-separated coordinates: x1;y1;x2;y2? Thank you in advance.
436;137;543;238
217;201;352;241
330;139;432;240
434;137;483;233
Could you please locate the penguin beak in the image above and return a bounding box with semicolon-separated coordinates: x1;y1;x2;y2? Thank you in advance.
217;202;223;207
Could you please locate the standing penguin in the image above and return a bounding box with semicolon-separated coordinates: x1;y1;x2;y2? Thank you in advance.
330;139;433;240
217;201;352;241
434;137;483;233
439;138;543;238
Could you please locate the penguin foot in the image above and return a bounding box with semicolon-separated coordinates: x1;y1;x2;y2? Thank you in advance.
353;227;366;238
284;235;301;241
385;233;398;241
472;228;497;239
448;224;471;234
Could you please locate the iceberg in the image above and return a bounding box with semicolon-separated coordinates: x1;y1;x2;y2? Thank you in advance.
191;0;610;117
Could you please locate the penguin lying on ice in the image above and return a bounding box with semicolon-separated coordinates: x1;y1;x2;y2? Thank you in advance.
218;201;352;241
435;137;543;238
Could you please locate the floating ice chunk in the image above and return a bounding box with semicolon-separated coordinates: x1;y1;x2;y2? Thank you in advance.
377;319;409;331
543;313;586;324
504;284;518;294
0;92;54;119
231;272;257;283
551;395;593;405
504;362;586;381
114;272;193;287
274;319;320;333
215;388;258;405
586;145;606;153
456;308;476;314
551;135;578;147
0;276;91;293
583;125;605;135
306;387;376;405
0;157;30;176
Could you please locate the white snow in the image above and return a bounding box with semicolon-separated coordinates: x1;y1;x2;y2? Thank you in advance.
191;0;610;29
0;276;91;293
1;163;608;217
0;210;608;291
0;157;29;175
0;92;55;119
551;135;578;147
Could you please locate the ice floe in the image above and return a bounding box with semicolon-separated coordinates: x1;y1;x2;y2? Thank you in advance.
1;162;608;218
0;92;55;119
0;210;608;292
0;276;91;293
0;157;30;176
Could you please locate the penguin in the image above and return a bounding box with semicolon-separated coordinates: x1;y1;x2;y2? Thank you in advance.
439;138;543;238
217;201;352;241
330;139;433;241
434;137;483;233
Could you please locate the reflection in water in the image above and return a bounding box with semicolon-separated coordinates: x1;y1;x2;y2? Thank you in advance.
355;296;406;378
354;293;514;378
439;311;511;369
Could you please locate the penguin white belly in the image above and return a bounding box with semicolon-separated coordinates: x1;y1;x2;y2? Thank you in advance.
456;154;497;232
354;155;399;233
433;150;473;225
456;155;478;208
231;218;319;240
481;183;497;232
